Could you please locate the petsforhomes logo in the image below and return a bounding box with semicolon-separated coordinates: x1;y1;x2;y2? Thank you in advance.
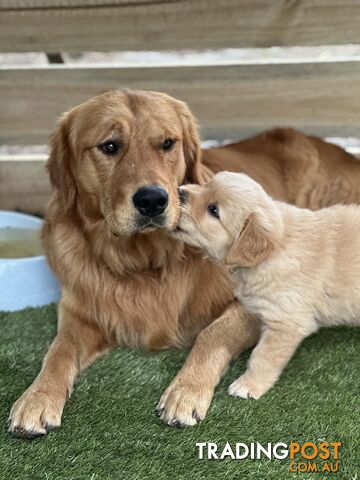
196;441;342;474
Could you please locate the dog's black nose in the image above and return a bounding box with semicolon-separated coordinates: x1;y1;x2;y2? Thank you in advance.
133;185;168;217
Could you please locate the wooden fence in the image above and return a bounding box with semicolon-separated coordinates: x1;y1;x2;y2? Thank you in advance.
1;0;360;213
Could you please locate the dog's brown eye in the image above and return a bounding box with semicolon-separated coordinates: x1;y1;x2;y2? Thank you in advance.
98;139;120;156
208;204;220;219
162;138;176;151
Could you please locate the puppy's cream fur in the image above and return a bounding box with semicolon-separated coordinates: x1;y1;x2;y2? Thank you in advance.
176;172;360;399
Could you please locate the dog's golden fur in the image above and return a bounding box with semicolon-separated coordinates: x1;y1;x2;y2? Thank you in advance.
8;89;360;435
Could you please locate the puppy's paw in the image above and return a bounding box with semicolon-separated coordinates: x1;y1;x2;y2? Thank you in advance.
9;386;65;439
156;378;214;428
228;374;268;400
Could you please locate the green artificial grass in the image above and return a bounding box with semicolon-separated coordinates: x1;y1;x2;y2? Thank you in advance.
0;306;359;480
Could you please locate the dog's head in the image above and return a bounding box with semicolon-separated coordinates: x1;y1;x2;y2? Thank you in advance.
47;89;203;236
174;172;283;267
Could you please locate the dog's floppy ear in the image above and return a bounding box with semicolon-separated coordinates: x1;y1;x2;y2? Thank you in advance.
225;214;274;267
175;100;204;185
47;114;77;211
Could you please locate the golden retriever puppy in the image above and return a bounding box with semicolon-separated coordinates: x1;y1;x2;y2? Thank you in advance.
175;172;360;399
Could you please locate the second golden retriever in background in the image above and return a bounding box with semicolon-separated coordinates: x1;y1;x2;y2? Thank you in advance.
175;172;360;399
202;128;360;209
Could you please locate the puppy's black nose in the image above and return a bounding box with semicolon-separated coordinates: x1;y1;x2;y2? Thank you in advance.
133;185;168;217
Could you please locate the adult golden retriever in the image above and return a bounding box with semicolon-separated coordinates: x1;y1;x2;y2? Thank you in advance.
9;89;360;436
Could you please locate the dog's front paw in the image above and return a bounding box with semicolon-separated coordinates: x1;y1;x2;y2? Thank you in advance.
156;377;214;428
9;386;66;439
228;374;269;400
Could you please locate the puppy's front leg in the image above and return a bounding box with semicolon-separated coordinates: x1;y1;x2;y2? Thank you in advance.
157;301;260;427
229;324;308;400
9;301;109;438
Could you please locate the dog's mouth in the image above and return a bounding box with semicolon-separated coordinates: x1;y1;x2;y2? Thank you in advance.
109;215;168;237
136;215;167;231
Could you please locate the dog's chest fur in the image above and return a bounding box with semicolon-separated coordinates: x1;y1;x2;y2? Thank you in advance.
45;216;234;349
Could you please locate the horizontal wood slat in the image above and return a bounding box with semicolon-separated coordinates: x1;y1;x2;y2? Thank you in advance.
0;157;50;215
0;0;156;7
1;0;360;53
1;61;360;145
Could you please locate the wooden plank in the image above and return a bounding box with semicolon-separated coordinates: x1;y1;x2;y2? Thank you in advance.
1;0;360;53
0;1;156;7
0;156;50;215
1;61;360;145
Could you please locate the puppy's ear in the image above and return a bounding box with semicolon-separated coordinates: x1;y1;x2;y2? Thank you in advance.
225;214;274;267
175;100;204;184
47;114;76;211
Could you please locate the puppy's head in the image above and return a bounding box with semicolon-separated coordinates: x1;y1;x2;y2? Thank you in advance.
174;172;283;267
47;89;203;236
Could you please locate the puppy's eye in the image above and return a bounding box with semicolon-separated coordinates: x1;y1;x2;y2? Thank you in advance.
97;139;120;156
161;138;176;151
208;203;220;219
